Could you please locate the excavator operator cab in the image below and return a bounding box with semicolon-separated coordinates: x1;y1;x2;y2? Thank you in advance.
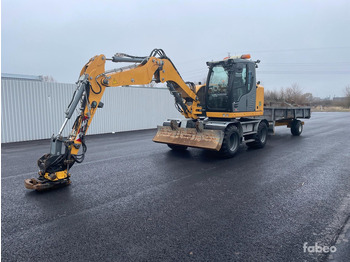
205;55;257;113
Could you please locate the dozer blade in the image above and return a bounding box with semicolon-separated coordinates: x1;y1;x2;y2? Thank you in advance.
24;177;71;191
153;126;224;151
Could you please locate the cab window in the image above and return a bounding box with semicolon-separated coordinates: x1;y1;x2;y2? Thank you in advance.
232;65;247;102
207;65;229;110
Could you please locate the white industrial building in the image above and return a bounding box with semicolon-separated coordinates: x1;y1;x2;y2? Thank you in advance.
1;74;180;143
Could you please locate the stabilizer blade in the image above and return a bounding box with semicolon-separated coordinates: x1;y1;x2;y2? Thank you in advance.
153;126;224;151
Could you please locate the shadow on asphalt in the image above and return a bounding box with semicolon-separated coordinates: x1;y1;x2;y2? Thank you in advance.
165;145;248;163
25;183;73;199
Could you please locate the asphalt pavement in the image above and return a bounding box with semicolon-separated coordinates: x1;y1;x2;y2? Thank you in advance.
2;112;350;262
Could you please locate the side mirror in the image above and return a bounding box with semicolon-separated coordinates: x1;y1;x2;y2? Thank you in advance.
255;59;260;68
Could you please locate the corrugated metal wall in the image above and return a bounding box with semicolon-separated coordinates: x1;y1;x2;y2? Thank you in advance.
1;79;181;143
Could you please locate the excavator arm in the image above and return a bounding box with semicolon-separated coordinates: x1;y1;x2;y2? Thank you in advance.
24;49;209;191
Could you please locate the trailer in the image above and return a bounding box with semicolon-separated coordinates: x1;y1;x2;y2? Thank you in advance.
258;106;311;136
158;106;311;154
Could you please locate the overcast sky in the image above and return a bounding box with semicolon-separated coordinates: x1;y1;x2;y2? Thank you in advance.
2;0;350;98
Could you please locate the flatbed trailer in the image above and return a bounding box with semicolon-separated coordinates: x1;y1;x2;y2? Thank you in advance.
258;106;311;135
202;106;311;139
159;106;311;153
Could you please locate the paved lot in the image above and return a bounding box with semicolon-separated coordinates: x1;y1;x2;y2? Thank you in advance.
2;112;350;261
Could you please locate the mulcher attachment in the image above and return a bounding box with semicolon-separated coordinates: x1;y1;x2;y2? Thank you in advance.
25;73;89;192
24;142;74;191
24;176;71;191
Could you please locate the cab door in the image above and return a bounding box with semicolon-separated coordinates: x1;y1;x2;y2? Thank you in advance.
231;62;256;112
231;63;247;112
245;63;257;112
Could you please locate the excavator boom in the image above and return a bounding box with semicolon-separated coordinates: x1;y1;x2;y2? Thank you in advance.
25;49;223;190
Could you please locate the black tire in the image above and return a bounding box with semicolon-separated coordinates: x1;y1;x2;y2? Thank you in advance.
291;120;303;136
219;125;241;158
167;144;188;151
246;121;268;149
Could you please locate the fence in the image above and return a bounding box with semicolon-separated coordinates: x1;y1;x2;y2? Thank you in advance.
1;79;181;143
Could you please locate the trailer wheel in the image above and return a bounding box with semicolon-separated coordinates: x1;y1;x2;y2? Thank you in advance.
167;144;188;151
246;121;268;149
291;120;303;136
220;125;241;158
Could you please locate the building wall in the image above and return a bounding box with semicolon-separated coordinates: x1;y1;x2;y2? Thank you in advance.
1;79;181;143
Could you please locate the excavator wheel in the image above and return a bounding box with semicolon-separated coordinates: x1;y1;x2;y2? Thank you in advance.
246;122;268;149
219;125;241;158
24;177;71;191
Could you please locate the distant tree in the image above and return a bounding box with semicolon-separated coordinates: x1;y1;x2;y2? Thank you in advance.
284;83;306;105
302;93;313;104
279;88;285;101
263;84;350;108
264;83;312;106
344;85;350;108
264;89;280;102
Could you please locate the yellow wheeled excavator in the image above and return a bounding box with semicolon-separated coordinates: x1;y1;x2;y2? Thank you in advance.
24;49;270;190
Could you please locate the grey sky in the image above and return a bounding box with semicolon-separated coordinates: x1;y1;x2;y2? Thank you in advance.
2;0;350;98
